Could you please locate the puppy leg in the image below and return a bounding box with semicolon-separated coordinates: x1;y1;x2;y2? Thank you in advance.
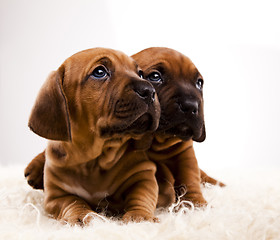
156;163;175;208
45;194;94;226
122;169;159;223
169;145;207;207
24;151;45;189
200;169;226;187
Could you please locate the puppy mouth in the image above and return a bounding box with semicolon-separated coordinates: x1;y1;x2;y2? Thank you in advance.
164;123;193;141
125;113;154;134
99;113;156;138
98;94;160;138
160;120;203;141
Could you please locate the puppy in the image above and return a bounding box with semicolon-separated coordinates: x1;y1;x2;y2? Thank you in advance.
27;48;161;225
25;48;224;210
132;47;224;207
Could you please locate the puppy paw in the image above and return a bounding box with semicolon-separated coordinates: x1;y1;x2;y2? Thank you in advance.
24;163;44;190
24;152;45;190
122;210;159;223
61;211;95;226
182;193;208;207
217;181;226;187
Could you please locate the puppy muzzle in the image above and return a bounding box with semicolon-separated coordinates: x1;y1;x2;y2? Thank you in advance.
99;80;160;138
157;97;204;142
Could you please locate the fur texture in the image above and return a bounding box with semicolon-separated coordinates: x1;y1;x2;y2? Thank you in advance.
1;165;279;240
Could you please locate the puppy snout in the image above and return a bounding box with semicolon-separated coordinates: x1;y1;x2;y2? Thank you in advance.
132;81;155;104
178;99;199;116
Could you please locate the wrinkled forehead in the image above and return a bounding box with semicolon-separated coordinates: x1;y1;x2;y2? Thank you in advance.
133;48;199;78
64;48;138;73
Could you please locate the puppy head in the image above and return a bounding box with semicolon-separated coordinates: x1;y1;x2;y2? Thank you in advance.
29;48;160;142
132;47;205;142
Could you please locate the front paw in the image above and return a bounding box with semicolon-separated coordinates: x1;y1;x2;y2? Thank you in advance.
122;210;159;223
182;193;208;207
24;163;44;190
61;211;95;226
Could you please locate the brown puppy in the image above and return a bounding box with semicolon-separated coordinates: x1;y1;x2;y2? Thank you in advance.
132;47;224;207
25;48;224;208
28;48;161;225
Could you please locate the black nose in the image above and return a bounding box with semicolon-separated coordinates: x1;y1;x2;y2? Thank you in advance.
178;99;199;115
132;81;155;104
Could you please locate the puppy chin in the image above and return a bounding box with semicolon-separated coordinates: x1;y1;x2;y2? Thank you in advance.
162;125;193;141
97;111;158;139
160;121;205;142
129;112;159;134
192;125;206;142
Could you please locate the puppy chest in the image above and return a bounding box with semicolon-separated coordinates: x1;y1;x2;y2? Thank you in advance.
59;168;121;205
62;181;110;204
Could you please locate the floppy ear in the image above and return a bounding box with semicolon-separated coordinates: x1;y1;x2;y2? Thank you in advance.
193;123;206;143
28;65;72;141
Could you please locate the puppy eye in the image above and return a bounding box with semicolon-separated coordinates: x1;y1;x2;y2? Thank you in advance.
147;72;162;83
91;66;108;79
138;70;144;79
196;78;204;90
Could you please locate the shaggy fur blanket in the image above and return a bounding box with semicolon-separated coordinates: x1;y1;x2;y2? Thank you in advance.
0;166;279;240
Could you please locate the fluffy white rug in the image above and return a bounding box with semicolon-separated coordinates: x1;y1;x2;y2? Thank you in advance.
0;165;279;240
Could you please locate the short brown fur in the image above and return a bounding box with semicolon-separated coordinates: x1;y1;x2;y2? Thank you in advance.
25;48;225;223
133;48;224;207
27;48;161;225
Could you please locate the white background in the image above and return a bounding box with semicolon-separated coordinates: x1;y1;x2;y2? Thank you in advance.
1;0;280;171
